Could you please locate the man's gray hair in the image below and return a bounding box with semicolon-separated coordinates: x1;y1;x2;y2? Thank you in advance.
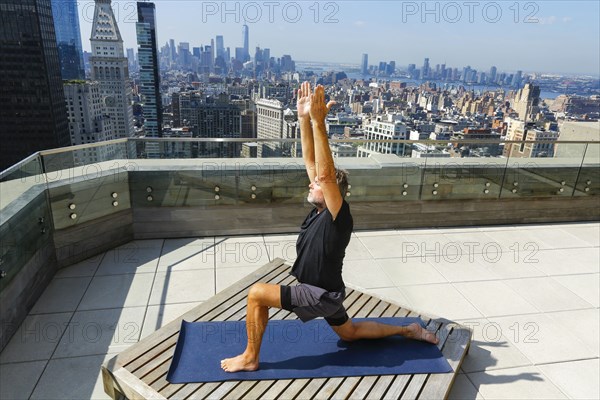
335;168;349;197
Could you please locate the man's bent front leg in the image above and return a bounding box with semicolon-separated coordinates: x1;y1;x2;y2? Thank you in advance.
221;283;282;372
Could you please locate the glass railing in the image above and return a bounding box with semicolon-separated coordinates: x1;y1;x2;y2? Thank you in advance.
0;154;52;292
0;138;598;292
2;137;598;217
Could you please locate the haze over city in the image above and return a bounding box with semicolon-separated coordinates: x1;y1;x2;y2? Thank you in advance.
74;0;600;76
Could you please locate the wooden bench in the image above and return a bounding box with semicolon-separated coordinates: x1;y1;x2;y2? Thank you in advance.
102;259;472;399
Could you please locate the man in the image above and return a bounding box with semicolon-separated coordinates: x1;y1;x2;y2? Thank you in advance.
221;82;438;373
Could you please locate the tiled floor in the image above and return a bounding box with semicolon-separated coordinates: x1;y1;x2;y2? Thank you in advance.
1;222;598;399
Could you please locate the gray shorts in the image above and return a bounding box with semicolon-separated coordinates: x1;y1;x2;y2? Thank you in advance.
280;283;349;326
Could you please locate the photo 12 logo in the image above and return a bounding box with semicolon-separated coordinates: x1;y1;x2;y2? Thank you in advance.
201;1;341;24
400;1;541;24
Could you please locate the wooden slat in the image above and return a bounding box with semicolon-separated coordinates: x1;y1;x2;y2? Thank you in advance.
313;377;345;399
400;321;444;399
418;327;472;400
365;375;395;400
175;382;220;399
107;367;168;400
331;377;361;399
291;378;329;399
382;375;412;400
258;379;294;399
239;380;277;400
204;381;239;399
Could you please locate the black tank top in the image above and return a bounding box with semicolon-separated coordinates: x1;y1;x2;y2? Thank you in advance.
290;200;353;292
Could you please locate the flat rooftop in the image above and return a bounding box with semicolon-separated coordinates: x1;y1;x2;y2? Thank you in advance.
1;222;598;399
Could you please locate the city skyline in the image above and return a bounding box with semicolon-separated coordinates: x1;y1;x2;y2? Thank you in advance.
73;0;600;76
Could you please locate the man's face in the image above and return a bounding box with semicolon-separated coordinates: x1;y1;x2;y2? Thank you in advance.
307;178;325;208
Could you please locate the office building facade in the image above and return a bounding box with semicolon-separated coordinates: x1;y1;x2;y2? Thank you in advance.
0;0;70;170
51;0;85;79
63;81;115;164
136;1;162;139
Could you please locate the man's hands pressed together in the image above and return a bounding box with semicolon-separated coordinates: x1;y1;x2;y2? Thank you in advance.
309;84;336;128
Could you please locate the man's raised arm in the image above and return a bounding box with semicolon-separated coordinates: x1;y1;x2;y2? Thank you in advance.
309;85;343;220
297;81;316;182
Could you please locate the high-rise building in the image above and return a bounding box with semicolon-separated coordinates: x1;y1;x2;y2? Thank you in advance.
256;98;285;157
422;57;430;79
199;46;213;74
513;83;541;122
126;48;137;72
215;35;226;73
178;42;190;68
242;24;249;62
169;38;176;62
136;1;162;145
0;0;70;170
511;70;523;87
361;54;368;75
280;55;295;72
489;66;497;83
216;35;225;58
89;0;135;139
63;81;114;164
51;0;85;79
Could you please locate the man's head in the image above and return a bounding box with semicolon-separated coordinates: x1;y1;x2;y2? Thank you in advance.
307;168;349;208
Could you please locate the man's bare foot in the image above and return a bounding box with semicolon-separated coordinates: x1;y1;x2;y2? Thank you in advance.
220;353;259;373
405;323;439;344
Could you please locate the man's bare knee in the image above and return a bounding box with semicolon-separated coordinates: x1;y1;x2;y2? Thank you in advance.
247;283;281;308
248;283;266;303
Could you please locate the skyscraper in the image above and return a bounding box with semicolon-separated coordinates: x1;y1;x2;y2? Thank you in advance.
169;38;176;62
256;98;284;157
0;0;70;170
51;0;85;79
63;81;114;164
514;83;541;122
216;35;225;59
511;70;523;87
489;66;497;84
136;1;162;141
215;35;227;72
89;0;134;139
361;54;368;75
242;24;250;62
127;47;138;73
422;57;430;79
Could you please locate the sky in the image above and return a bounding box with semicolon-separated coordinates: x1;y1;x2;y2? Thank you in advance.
75;0;600;76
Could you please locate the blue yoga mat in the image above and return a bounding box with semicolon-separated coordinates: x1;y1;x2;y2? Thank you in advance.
167;317;452;383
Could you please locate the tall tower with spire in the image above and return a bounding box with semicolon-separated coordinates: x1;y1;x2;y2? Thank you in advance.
242;24;250;62
90;0;134;139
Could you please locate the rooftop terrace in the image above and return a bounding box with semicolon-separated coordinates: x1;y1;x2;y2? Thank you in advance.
1;222;598;399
